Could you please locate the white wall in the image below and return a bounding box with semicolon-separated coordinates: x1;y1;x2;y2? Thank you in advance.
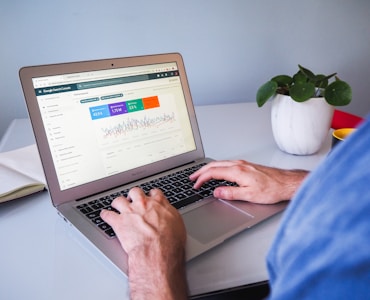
1;0;370;137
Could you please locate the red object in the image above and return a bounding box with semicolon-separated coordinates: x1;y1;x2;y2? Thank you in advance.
331;110;364;129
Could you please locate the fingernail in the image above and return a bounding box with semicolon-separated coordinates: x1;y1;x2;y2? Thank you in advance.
214;188;226;199
213;188;221;198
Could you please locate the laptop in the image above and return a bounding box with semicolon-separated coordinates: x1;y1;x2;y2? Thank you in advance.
19;53;287;275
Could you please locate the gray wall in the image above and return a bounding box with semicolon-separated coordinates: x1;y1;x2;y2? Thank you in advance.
1;0;370;138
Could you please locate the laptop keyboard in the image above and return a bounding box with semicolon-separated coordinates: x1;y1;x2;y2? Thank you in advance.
76;163;237;238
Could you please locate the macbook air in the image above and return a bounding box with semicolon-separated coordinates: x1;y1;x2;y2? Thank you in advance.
19;53;287;275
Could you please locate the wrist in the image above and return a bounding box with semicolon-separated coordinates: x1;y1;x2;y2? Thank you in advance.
127;243;188;300
280;169;309;200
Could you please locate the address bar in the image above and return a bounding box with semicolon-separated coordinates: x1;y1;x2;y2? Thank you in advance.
76;74;150;90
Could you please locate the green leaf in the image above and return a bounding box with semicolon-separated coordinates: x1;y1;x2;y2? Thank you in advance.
325;81;352;106
290;82;315;102
293;71;307;84
298;65;316;81
325;72;337;81
256;81;278;107
314;74;329;88
271;75;293;87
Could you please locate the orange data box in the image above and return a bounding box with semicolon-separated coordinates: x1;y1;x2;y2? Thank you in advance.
142;96;160;109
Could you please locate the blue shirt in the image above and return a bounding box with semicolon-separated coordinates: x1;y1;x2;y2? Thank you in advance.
267;117;370;299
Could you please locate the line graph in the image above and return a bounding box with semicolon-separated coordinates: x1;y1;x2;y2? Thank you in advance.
100;112;176;139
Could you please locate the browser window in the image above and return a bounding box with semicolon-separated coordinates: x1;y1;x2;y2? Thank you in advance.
32;62;196;190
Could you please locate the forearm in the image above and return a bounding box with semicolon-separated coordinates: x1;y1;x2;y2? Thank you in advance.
128;243;188;300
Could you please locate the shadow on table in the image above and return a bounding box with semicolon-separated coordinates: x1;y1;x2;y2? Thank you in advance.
190;281;270;300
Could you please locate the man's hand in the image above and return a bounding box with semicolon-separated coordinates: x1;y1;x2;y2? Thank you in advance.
101;187;188;300
190;160;308;204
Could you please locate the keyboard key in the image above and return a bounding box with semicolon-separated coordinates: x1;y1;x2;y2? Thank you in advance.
172;194;202;209
98;223;111;231
92;217;104;225
86;211;100;219
79;207;93;214
105;228;116;237
91;203;104;210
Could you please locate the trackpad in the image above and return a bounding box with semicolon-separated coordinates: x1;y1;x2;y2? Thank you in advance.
182;200;253;244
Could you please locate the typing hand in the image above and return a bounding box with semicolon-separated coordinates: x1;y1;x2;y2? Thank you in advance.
190;160;308;204
100;187;188;299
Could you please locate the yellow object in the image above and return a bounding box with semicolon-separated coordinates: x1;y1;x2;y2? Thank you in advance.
332;128;356;141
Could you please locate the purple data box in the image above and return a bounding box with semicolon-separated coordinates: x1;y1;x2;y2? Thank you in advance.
108;102;128;116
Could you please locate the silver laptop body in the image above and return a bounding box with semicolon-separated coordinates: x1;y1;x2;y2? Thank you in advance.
19;53;287;275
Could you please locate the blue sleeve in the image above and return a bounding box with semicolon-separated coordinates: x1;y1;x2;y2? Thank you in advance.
266;117;370;300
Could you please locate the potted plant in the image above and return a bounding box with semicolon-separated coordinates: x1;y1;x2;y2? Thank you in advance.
256;65;352;155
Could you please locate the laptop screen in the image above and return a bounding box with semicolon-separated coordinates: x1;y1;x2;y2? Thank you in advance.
31;62;196;191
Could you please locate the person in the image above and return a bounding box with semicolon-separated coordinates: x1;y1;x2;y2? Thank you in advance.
101;117;370;299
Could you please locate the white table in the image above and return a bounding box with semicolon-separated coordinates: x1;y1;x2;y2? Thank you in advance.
0;102;331;299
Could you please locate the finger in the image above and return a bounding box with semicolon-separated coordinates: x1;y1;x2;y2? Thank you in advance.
213;186;251;201
190;160;246;184
213;186;276;204
148;188;165;201
189;160;236;180
192;172;215;189
127;186;146;200
100;208;121;225
126;187;150;212
111;196;131;213
148;188;177;212
192;166;239;189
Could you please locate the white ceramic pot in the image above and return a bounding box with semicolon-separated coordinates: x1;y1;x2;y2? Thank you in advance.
271;94;334;155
